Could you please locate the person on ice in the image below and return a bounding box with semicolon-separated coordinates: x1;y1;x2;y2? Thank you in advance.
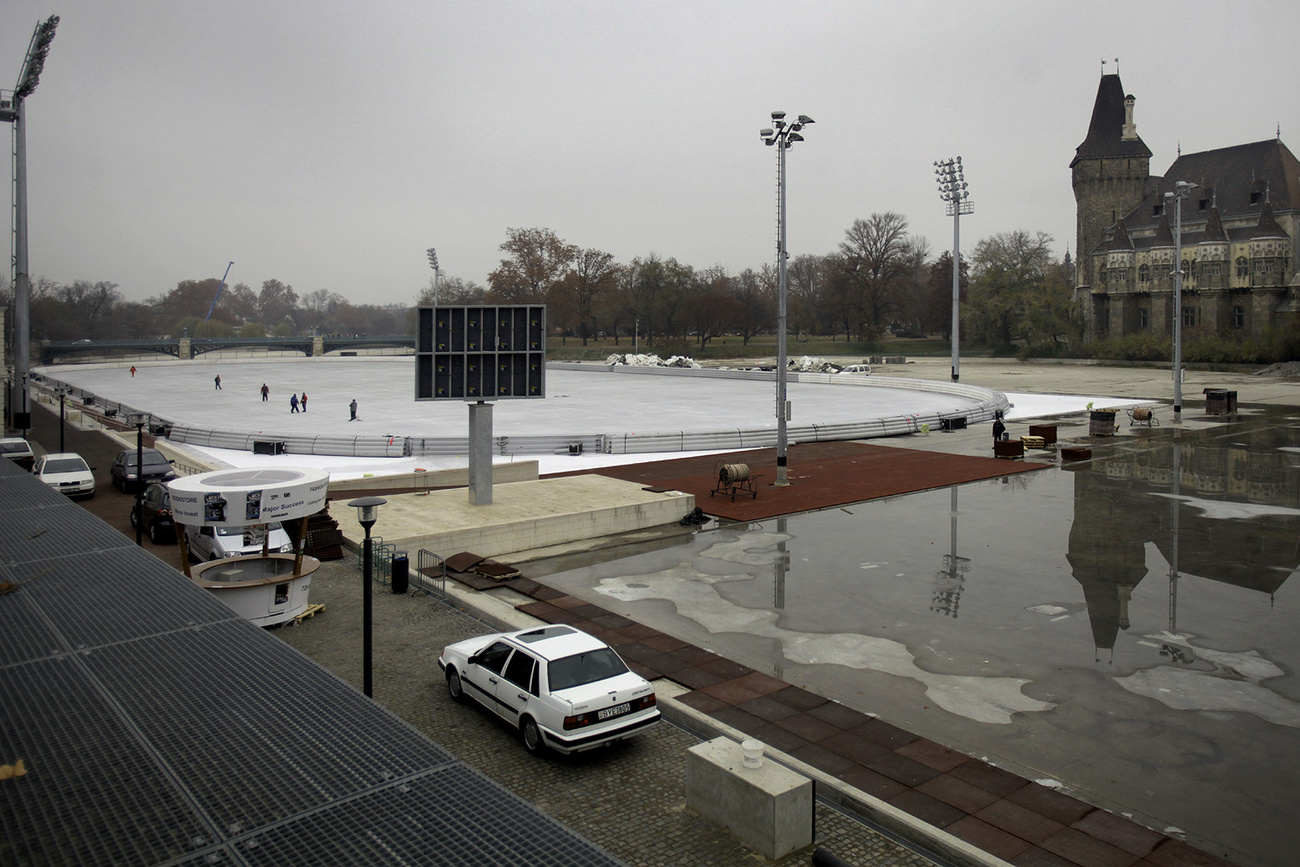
349;399;358;421
290;393;300;413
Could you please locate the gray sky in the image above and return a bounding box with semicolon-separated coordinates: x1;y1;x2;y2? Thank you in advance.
3;1;1296;306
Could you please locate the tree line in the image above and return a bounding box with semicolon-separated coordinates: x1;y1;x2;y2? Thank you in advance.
2;217;1079;355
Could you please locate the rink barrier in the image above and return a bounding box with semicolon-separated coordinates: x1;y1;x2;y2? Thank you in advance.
38;367;1010;460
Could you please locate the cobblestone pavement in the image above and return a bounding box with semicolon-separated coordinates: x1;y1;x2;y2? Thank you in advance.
275;559;938;867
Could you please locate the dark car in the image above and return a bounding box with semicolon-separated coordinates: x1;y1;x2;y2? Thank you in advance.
130;482;177;544
110;448;176;493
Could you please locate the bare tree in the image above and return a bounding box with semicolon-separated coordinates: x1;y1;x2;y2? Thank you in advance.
836;212;915;340
417;276;486;306
486;227;577;302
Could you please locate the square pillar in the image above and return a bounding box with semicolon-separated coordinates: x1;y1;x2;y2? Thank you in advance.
468;401;493;505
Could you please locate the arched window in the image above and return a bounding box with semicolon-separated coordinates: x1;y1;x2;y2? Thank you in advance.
1138;264;1150;283
1236;256;1249;278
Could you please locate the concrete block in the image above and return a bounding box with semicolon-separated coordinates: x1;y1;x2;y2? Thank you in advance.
686;737;812;859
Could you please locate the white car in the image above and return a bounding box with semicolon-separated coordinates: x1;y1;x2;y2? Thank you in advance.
838;363;872;375
33;452;96;498
438;625;659;755
184;521;293;561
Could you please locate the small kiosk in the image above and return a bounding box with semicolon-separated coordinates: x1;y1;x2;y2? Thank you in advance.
167;467;330;627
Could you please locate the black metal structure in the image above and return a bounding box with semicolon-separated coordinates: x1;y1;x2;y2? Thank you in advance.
0;459;625;867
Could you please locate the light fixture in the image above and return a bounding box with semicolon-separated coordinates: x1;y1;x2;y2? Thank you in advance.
760;110;814;486
128;412;148;546
935;156;974;382
348;496;387;697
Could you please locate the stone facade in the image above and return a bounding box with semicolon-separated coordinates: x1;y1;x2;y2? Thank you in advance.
1072;74;1300;343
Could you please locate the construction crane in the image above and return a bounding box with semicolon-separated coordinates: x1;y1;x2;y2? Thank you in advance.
205;261;234;321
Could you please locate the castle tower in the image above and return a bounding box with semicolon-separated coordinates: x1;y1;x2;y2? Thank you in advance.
1071;74;1152;286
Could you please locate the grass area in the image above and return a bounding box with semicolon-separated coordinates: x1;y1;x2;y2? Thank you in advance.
546;334;968;362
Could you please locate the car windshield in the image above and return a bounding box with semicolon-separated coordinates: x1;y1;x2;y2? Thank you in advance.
547;648;629;691
44;458;87;473
1;441;31;455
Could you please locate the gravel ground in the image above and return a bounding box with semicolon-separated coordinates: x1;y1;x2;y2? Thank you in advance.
274;557;938;867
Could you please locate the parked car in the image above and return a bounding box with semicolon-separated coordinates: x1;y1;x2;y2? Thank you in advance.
33;452;96;498
184;521;292;561
838;363;872;375
130;482;177;544
110;447;177;493
438;624;659;756
0;437;35;471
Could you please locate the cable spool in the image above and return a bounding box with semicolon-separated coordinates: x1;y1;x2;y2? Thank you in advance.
719;463;751;483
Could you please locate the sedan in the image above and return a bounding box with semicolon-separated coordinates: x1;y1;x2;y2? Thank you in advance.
110;447;177;493
33;452;96;498
438;625;659;756
130;482;177;544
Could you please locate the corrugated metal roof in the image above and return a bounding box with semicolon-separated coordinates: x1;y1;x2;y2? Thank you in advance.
0;458;624;867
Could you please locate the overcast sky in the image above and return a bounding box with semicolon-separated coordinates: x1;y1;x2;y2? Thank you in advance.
2;1;1296;306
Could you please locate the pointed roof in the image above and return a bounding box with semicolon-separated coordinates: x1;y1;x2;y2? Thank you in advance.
1251;202;1288;240
1199;208;1227;243
1105;220;1134;252
1071;74;1153;167
1152;214;1174;247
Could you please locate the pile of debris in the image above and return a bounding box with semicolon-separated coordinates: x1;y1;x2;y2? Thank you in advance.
605;353;702;369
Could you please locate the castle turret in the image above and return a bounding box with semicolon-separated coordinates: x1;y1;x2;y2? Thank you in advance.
1072;74;1153;283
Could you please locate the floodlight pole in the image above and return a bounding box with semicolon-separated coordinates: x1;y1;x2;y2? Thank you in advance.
1166;181;1195;420
761;111;814;487
2;16;59;437
935;157;973;382
427;248;441;304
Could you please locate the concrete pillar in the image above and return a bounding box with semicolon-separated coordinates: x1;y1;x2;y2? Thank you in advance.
468;401;494;505
179;336;192;360
312;335;324;357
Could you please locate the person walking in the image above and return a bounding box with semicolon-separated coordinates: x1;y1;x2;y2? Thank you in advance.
260;383;269;402
992;416;1006;444
130;366;137;378
214;374;222;390
290;393;300;413
300;392;308;412
349;399;358;421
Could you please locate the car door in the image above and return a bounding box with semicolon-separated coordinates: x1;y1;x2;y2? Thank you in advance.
462;640;514;715
494;648;539;725
111;452;125;486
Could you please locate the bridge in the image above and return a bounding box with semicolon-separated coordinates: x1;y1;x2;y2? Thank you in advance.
39;334;416;365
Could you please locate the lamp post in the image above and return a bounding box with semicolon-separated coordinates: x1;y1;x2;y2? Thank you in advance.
1;16;60;439
760;111;814;487
426;248;441;304
55;387;68;452
935;157;973;382
348;496;386;697
127;412;147;546
1165;181;1196;420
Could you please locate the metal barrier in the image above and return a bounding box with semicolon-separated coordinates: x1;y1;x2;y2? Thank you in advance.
413;550;447;599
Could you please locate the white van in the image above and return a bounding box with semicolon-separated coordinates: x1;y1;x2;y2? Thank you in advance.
185;522;293;561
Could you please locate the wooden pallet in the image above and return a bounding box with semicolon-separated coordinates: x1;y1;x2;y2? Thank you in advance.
292;603;326;625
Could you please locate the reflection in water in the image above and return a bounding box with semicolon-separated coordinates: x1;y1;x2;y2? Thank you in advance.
1068;423;1300;664
932;487;970;618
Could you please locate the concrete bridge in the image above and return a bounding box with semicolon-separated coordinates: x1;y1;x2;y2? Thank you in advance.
39;333;415;364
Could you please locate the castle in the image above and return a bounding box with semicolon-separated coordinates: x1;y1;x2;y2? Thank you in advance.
1072;73;1300;344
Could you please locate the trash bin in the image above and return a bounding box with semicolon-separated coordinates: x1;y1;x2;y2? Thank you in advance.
1203;389;1237;415
1089;410;1117;436
391;552;409;594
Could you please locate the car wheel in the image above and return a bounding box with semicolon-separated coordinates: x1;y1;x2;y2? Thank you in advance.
130;509;139;529
446;668;465;704
521;717;547;755
149;522;161;544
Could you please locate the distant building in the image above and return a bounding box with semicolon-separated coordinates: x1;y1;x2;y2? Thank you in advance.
1072;73;1300;343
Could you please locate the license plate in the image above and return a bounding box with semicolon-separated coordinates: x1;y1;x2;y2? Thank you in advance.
598;702;629;721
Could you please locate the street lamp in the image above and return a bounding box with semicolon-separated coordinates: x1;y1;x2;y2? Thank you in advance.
1;15;60;439
348;496;387;698
127;412;147;546
1165;181;1196;420
426;248;441;304
55;387;68;451
760;111;814;487
935;157;973;382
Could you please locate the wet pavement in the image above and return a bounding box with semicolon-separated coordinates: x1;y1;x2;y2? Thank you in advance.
521;410;1300;867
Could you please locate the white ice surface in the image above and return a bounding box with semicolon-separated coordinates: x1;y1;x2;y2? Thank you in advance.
39;358;1135;480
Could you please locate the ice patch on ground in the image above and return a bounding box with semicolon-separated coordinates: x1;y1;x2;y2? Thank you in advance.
593;538;1057;725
